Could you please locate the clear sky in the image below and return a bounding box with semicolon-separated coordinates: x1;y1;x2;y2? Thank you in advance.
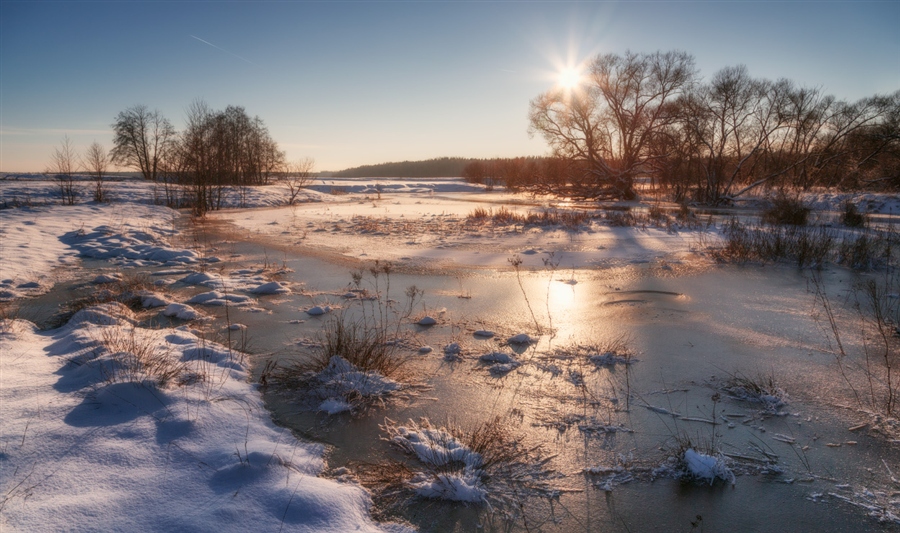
1;1;897;173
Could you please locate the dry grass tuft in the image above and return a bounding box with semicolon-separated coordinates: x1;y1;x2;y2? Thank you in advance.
273;309;414;414
719;371;787;413
466;206;593;229
95;326;193;387
370;415;559;514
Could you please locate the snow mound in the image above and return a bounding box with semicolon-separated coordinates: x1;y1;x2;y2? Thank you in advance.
180;269;290;294
409;471;488;503
139;291;171;308
187;291;256;307
480;352;521;375
68;302;135;326
479;351;517;364
319;398;353;415
473;329;495;338
386;420;488;503
489;363;520;375
0;302;400;532
443;342;463;361
180;272;222;286
589;351;633;366
417;316;437;326
62;223;202;267
162;303;206;321
683;449;735;486
507;333;536;345
721;376;788;413
91;273;122;284
294;356;402;415
306;305;331;316
249;281;290;295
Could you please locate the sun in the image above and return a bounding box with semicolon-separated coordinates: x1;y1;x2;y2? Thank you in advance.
558;67;582;90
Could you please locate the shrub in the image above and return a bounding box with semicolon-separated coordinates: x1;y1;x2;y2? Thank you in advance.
762;195;810;226
715;219;836;268
840;201;867;228
676;203;696;222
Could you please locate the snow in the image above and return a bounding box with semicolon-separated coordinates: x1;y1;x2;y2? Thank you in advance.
416;315;437;326
162;303;207;321
319;398;353;415
317;356;401;398
0;203;189;300
0;185;411;532
91;273;122;284
249;280;290;295
589;351;633;366
0;311;401;532
289;356;403;415
4;176;899;528
802;191;900;215
185;291;256;307
683;449;735;486
180;269;290;295
210;183;703;270
479;351;517;364
442;342;463;361
507;333;536;345
386;421;488;503
409;471;488;503
479;352;522;375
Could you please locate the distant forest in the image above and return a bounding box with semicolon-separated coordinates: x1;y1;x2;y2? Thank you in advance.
324;157;477;178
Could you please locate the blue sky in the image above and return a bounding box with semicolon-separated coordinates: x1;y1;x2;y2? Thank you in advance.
1;1;897;172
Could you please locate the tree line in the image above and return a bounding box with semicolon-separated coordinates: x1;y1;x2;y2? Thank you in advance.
326;157;473;178
526;51;899;204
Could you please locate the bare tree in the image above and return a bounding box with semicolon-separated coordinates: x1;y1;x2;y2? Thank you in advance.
82;141;110;202
529;50;697;200
677;66;794;203
46;135;79;205
110;104;176;182
172;100;285;214
284;157;315;205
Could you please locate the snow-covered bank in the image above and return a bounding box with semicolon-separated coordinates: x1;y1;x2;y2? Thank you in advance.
0;204;193;300
0;306;404;531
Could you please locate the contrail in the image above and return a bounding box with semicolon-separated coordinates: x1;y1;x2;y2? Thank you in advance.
190;35;255;65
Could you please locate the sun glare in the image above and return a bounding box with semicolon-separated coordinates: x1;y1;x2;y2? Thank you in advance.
558;67;582;90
